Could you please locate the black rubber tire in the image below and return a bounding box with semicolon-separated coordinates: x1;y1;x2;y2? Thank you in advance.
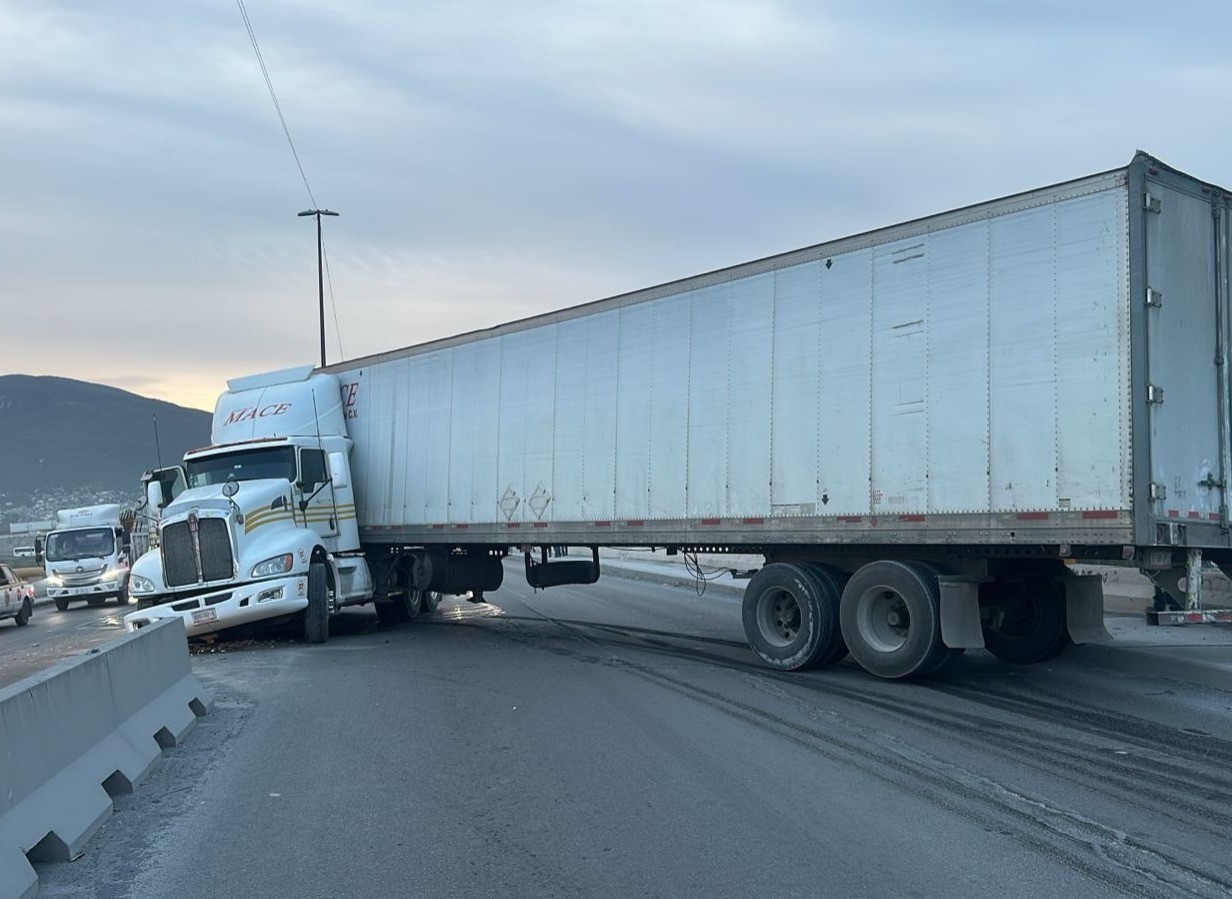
742;563;843;671
87;596;106;608
15;600;31;626
374;600;404;626
839;560;947;679
302;561;329;644
54;597;69;612
419;589;442;615
117;581;129;605
909;561;966;676
982;576;1070;665
376;586;422;624
798;563;849;667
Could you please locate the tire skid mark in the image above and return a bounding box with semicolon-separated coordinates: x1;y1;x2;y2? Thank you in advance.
761;677;1232;838
473;606;1232;898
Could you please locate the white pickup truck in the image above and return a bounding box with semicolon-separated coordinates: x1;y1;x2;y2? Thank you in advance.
0;564;35;627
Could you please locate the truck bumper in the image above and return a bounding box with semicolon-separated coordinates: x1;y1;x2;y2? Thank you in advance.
48;582;123;601
123;575;309;637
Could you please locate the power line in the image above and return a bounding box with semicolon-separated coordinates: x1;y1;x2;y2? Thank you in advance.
236;0;316;208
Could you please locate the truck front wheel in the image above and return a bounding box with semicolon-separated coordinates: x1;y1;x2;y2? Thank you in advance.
54;597;69;612
839;560;947;679
302;561;330;644
742;563;843;671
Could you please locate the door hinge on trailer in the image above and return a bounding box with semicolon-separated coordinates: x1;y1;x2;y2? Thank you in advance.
1145;287;1163;307
1147;384;1165;404
1145;192;1162;213
1150;482;1168;501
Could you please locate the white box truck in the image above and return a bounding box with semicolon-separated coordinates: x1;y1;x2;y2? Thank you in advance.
41;504;141;610
126;151;1232;678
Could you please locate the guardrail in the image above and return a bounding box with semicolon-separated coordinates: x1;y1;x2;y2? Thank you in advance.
0;618;210;899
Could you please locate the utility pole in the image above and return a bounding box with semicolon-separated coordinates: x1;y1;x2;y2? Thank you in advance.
297;208;339;367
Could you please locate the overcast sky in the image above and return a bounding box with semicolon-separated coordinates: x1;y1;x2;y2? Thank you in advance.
3;0;1231;410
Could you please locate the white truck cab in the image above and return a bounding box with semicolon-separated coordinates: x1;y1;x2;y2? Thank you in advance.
124;366;375;641
42;504;138;610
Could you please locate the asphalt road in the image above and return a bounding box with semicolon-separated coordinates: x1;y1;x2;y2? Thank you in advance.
32;572;1232;899
0;599;129;689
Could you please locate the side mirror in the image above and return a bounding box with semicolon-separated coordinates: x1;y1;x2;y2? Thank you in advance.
147;480;166;511
34;536;43;565
328;452;349;489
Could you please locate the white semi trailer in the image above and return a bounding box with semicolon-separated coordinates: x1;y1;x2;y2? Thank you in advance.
127;151;1232;678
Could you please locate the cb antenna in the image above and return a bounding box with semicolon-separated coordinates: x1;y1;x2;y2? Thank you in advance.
152;413;164;470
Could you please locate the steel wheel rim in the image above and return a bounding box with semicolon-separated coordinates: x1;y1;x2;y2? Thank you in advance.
856;586;911;653
758;587;802;647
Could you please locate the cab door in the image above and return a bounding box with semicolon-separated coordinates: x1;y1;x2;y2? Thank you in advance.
298;448;339;540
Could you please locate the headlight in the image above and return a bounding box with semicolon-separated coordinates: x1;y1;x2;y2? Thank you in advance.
130;575;156;595
100;568;125;584
251;554;294;578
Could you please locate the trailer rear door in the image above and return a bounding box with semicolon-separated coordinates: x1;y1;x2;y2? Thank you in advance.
1142;169;1232;537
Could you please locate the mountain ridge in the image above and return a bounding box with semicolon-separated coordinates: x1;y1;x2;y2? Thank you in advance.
0;374;212;523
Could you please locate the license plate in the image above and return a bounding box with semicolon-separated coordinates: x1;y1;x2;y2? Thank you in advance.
191;607;218;625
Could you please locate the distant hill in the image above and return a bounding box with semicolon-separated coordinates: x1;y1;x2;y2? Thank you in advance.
0;375;212;524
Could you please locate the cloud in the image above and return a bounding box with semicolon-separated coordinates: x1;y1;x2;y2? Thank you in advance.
3;0;1232;410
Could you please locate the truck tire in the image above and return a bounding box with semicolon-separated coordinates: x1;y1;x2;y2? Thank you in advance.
419;589;442;615
742;563;843;671
981;576;1069;664
15;600;30;626
302;561;329;644
374;600;404;626
54;597;69;612
798;563;849;667
840;560;947;679
380;586;422;625
909;561;965;676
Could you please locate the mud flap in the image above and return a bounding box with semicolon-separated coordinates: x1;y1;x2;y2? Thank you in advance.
1064;574;1111;644
938;576;986;649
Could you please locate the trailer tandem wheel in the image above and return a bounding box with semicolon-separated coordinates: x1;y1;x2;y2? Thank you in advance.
741;563;843;671
798;563;850;667
839;561;947;679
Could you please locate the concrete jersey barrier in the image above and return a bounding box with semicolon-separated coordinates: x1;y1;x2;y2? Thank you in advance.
0;618;211;899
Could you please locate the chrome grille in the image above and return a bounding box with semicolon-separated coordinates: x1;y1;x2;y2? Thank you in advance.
199;519;234;582
162;522;197;587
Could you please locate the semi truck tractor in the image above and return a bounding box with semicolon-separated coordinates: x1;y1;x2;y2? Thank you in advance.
41;504;140;610
126;151;1232;679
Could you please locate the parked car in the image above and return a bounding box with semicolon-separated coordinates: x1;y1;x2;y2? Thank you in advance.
0;563;34;627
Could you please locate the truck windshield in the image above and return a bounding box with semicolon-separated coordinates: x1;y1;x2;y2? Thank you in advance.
186;446;297;489
46;528;115;562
